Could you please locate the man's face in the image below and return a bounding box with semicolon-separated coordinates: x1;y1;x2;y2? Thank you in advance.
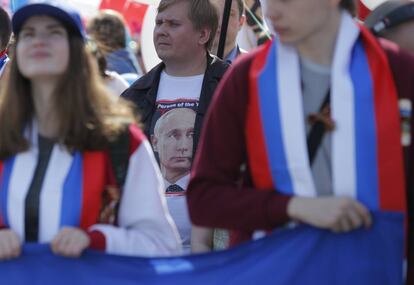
153;1;207;64
152;109;196;177
211;0;245;54
263;0;336;47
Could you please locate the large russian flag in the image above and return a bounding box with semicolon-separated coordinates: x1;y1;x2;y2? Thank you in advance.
0;212;404;285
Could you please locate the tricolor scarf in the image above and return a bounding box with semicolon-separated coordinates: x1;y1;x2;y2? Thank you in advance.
0;122;108;242
246;13;406;213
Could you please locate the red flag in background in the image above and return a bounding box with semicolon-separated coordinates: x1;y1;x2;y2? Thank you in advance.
123;2;148;35
98;0;148;36
99;0;127;11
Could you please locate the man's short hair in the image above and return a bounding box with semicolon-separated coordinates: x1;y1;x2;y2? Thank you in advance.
340;0;357;16
87;10;127;51
158;0;219;50
0;7;11;51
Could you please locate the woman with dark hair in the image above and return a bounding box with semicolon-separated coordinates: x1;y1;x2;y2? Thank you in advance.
0;2;181;259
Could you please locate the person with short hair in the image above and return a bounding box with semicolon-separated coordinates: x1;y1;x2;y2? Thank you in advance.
0;2;181;260
122;0;228;253
211;0;246;63
0;6;11;79
187;0;414;280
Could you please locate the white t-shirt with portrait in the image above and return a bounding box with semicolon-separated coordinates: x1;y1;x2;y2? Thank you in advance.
150;71;204;254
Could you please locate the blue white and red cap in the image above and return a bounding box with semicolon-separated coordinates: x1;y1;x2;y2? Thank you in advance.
12;1;85;39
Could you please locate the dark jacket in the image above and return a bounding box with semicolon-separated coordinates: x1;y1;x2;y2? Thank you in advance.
121;54;229;156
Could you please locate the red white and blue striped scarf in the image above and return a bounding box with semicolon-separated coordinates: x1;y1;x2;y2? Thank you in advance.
246;13;405;213
0;122;142;242
0;144;107;241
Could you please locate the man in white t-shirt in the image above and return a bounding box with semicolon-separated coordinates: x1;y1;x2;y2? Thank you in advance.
0;7;11;80
121;0;228;253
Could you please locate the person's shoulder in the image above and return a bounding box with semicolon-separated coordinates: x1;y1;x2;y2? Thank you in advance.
129;63;164;90
121;63;164;100
224;44;268;79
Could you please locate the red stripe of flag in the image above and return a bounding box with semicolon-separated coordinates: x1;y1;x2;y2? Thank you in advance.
247;41;275;191
360;26;406;212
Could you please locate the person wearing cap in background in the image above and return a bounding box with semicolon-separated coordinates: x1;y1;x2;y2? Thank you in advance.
365;0;414;53
0;6;11;80
187;0;414;282
0;1;181;260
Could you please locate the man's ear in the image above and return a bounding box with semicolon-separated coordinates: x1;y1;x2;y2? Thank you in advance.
198;27;211;46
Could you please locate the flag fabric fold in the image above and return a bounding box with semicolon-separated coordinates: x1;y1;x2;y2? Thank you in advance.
0;212;403;285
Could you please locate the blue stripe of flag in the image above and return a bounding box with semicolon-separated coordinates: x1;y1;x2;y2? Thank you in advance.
0;157;16;227
60;152;83;227
0;212;404;285
350;40;379;210
257;43;294;195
